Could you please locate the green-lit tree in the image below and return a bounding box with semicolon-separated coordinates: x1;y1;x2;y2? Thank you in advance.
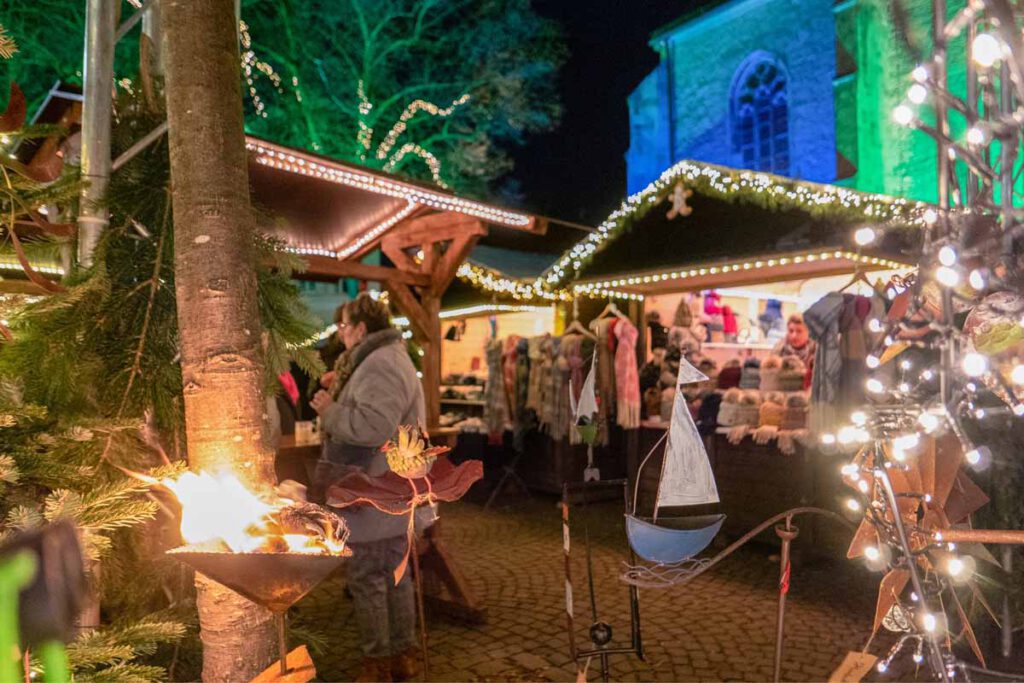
241;0;564;195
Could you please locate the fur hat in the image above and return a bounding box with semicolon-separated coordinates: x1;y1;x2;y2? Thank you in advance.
736;389;762;426
758;391;785;427
781;393;809;430
759;355;783;392
717;388;743;427
778;356;807;392
739;357;762;389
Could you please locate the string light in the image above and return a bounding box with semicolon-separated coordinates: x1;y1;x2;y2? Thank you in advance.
936;266;960;287
893;104;915;126
972;32;1002;67
855;227;877;245
938;245;958;266
540;159;929;288
247;140;531;229
961;352;987;377
908;84;929;104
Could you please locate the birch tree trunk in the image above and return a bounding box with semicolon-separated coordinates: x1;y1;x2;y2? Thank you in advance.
162;1;277;679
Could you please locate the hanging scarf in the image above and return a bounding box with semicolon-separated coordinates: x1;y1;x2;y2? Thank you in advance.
484;339;509;440
501;336;521;422
614;319;641;429
593;318;618;447
328;328;404;399
525;335;548;413
561;334;585;444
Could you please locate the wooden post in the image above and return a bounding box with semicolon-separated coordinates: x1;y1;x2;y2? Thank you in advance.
420;294;442;431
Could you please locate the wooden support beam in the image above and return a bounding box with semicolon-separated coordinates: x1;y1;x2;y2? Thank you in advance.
303;255;430;287
384;212;486;250
380;241;420;275
431;234;479;298
419;294;442;429
385;282;432;342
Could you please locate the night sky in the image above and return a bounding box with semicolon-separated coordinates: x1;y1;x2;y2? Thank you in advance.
511;2;707;227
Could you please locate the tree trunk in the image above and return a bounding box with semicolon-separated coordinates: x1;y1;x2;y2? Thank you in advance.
161;1;277;680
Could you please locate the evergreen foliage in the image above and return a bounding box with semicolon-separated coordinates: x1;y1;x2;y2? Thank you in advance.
0;87;324;679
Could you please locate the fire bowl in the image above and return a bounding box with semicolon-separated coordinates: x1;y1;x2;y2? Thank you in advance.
167;546;350;612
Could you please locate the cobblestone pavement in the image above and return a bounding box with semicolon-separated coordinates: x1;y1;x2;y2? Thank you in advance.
296;497;881;682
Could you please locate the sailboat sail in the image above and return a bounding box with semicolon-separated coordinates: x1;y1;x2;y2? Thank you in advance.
570;352;599;422
655;359;719;508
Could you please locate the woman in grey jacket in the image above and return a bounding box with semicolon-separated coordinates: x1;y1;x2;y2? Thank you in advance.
311;293;429;682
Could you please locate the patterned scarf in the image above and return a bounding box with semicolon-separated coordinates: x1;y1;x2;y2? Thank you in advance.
328;328;404;399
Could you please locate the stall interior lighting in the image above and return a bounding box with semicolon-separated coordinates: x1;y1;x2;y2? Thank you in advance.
571;250;911;295
0;259;64;276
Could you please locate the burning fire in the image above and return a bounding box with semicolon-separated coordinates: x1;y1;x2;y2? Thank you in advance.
151;469;349;555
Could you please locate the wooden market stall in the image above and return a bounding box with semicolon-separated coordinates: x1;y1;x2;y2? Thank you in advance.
470;161;924;552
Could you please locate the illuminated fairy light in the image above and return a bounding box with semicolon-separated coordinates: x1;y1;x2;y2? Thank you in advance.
336;200;419;259
456;263;570;302
540;158;929;288
376;94;471;163
247;140;531;229
567;250;912;294
240;21;283;119
383;143;448;188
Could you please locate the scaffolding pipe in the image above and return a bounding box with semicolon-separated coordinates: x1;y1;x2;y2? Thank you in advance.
141;0;162;75
76;0;117;267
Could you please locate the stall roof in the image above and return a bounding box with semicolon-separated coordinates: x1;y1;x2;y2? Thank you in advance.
538;159;926;298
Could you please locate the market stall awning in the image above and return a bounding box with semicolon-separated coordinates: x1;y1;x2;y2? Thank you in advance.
540;160;926;298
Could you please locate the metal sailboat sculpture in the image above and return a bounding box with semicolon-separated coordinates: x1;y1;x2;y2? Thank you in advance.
626;357;725;564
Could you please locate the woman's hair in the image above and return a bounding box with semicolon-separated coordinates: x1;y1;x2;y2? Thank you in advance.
343;293;391;333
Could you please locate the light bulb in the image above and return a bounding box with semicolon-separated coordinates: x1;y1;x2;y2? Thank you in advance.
962;352;987;377
923;612;937;633
899;382;911;393
947;557;965;577
868;318;883;333
866;378;885;393
921;369;935;381
855;227;877;246
1014;404;1024;417
821;433;837;445
1011;364;1024;385
923;208;939;225
837;425;859;445
936;266;960;287
858;479;870;494
969;269;986;291
972;32;1002;67
918;411;940;432
939;245;958;266
907;84;928;104
894;433;920;451
912;65;929;82
967;127;986;145
900;359;912;370
866;355;881;369
851;410;868;425
864;546;880;561
965;445;991;467
913;653;924;664
893;104;915;126
847;498;861;512
841;463;858;477
877;662;888;673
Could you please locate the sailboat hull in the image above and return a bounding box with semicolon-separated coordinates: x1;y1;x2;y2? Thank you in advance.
625;513;725;564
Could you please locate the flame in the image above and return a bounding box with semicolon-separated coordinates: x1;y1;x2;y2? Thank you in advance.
161;470;275;552
146;468;348;556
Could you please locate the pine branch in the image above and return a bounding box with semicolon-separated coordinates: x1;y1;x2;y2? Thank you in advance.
0;25;18;60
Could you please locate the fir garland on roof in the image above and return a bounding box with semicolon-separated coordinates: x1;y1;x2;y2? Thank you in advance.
539;160;930;289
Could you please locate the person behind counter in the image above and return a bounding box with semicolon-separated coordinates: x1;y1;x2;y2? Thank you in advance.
772;313;816;367
310;293;430;682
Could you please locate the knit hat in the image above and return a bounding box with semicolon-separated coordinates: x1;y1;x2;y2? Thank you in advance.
717;359;742;389
781;393;809;430
739;357;762;389
758;391;785;427
696;391;722;436
760;355;782;392
736;389;762;426
778;356;807;392
717;388;743;427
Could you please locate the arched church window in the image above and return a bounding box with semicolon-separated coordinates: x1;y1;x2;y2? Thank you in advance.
731;57;789;175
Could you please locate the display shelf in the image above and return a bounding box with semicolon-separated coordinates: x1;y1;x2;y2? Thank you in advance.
440;398;486;406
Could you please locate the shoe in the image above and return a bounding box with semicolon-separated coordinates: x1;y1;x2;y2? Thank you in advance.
390;648;421;682
355;656;393;682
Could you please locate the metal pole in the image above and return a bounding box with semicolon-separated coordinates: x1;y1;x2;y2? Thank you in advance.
276;612;288;675
773;520;799;683
877;466;950;682
141;0;162;75
1001;547;1013;659
77;0;117;267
